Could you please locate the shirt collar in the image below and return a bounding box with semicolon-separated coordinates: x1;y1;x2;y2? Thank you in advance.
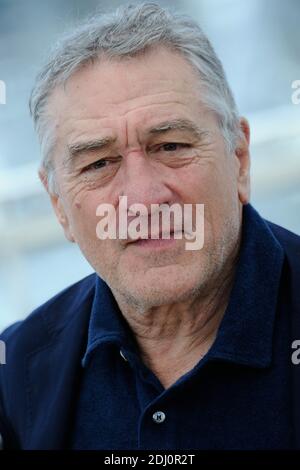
82;204;284;369
207;204;284;368
81;275;136;367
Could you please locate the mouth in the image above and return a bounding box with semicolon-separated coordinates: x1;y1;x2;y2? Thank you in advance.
126;230;182;250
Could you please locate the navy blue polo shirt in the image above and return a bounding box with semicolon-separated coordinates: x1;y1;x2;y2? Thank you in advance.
70;205;293;449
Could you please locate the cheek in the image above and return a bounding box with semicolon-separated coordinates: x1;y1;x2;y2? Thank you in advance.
199;156;237;201
69;191;104;242
180;159;239;238
69;193;121;280
177;163;218;203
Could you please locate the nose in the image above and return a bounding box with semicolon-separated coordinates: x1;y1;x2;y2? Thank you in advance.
119;150;174;210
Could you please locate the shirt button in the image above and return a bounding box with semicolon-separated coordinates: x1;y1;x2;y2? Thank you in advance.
120;350;128;361
152;411;166;424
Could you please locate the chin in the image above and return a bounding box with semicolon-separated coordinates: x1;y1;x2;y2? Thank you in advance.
116;264;205;309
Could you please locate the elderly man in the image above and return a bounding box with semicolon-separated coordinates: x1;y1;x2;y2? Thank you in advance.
0;3;299;450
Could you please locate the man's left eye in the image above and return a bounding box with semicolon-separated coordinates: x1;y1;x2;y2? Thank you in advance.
161;143;187;152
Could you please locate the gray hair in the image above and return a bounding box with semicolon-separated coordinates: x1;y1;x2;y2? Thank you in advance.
29;2;241;193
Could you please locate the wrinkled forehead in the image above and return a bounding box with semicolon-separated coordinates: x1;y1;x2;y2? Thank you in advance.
46;46;205;122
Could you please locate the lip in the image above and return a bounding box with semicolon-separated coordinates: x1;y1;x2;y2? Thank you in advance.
126;230;182;249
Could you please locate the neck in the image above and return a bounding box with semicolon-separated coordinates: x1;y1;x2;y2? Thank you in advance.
113;254;237;388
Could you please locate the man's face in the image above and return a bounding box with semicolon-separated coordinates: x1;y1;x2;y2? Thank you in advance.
47;47;250;309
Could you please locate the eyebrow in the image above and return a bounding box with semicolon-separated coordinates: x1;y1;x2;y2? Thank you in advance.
66;136;117;163
66;118;208;165
147;119;209;141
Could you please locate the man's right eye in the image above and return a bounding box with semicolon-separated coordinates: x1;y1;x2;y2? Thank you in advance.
84;159;108;171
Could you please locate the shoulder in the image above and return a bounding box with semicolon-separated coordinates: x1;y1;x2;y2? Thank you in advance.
267;221;300;257
0;272;96;356
0;273;96;448
267;221;300;327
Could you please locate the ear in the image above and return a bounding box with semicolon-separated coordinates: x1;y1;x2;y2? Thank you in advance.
39;168;76;243
235;117;251;205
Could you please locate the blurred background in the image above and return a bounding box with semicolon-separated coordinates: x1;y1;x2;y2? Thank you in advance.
0;0;299;330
